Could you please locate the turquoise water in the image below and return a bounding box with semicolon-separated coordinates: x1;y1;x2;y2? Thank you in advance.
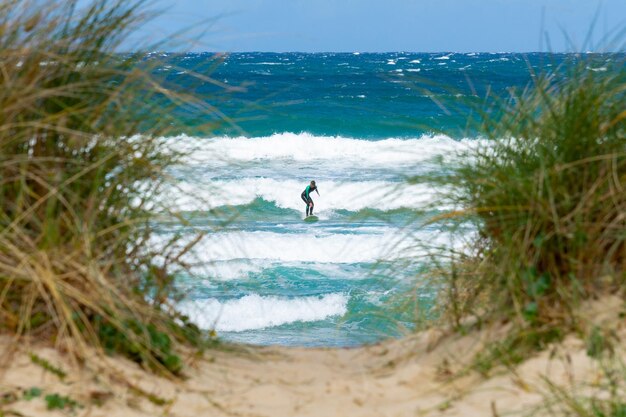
147;52;618;347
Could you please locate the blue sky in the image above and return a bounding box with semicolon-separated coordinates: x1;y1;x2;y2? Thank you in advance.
133;0;625;52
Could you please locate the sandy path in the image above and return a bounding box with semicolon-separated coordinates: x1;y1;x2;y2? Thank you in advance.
1;297;624;417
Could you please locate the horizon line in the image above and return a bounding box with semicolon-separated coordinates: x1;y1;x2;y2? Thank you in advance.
136;50;624;54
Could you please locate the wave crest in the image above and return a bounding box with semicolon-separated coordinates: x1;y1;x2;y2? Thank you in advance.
167;132;475;167
181;293;348;332
164;178;449;213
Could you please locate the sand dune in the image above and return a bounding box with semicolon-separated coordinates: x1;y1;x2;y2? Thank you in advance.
2;297;624;417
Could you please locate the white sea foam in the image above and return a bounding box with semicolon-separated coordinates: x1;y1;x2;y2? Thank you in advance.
180;293;348;331
167;132;474;168
194;260;266;281
189;259;365;281
163;178;448;213
241;62;291;66
156;227;454;264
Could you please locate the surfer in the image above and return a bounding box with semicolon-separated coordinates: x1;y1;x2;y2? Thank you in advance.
301;180;320;217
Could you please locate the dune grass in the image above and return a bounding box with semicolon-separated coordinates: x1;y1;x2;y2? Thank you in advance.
408;55;626;377
541;360;626;417
0;0;223;374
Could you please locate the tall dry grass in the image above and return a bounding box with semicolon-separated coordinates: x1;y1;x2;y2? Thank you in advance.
0;0;221;373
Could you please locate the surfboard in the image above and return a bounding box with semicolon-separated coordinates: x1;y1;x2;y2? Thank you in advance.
304;215;319;223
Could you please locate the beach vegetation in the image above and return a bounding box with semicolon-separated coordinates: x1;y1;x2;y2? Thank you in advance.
539;355;626;417
22;387;42;401
471;326;563;376
422;57;625;365
585;325;617;359
0;0;219;374
44;393;80;412
125;381;172;406
29;353;67;380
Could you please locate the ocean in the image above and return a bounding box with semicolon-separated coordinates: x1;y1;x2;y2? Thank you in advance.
146;52;612;347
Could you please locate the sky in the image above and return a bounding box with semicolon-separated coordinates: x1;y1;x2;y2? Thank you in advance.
131;0;626;52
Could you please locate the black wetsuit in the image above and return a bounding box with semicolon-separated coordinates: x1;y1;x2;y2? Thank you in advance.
301;184;318;216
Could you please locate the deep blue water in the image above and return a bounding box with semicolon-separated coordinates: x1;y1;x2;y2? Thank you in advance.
149;52;620;138
147;52;619;346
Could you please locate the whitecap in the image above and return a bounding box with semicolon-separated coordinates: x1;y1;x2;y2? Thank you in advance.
181;293;348;332
166;132;473;168
162;178;450;213
150;225;468;270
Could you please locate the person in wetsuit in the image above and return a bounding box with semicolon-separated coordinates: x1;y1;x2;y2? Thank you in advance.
301;180;320;217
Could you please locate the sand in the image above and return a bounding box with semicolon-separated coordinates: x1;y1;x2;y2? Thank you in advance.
1;296;624;417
